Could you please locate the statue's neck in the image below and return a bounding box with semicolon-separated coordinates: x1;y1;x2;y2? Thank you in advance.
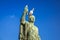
29;22;34;24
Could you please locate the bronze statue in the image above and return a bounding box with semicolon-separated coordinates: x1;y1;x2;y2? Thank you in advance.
19;5;40;40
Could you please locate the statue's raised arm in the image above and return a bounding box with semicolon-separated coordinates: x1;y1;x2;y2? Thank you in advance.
20;5;28;40
20;5;28;24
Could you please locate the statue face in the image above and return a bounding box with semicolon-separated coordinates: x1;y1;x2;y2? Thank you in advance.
28;15;35;23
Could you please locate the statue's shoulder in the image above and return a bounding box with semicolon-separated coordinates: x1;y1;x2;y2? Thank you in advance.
34;25;38;29
33;25;38;32
25;21;29;24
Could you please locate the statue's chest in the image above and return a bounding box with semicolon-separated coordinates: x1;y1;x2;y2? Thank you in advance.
28;24;35;33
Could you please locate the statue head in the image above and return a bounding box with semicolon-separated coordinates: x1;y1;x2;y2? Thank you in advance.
28;8;35;23
29;15;35;23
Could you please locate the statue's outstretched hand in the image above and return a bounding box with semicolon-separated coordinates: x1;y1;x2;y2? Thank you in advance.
24;5;28;14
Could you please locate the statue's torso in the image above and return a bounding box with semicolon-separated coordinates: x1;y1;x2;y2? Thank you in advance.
27;22;39;40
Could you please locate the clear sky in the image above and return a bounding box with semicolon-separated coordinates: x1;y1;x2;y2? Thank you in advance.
0;0;60;40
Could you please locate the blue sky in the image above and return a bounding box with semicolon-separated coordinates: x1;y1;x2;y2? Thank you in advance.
0;0;60;40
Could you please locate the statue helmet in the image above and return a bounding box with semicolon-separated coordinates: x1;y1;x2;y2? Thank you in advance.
29;8;34;15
